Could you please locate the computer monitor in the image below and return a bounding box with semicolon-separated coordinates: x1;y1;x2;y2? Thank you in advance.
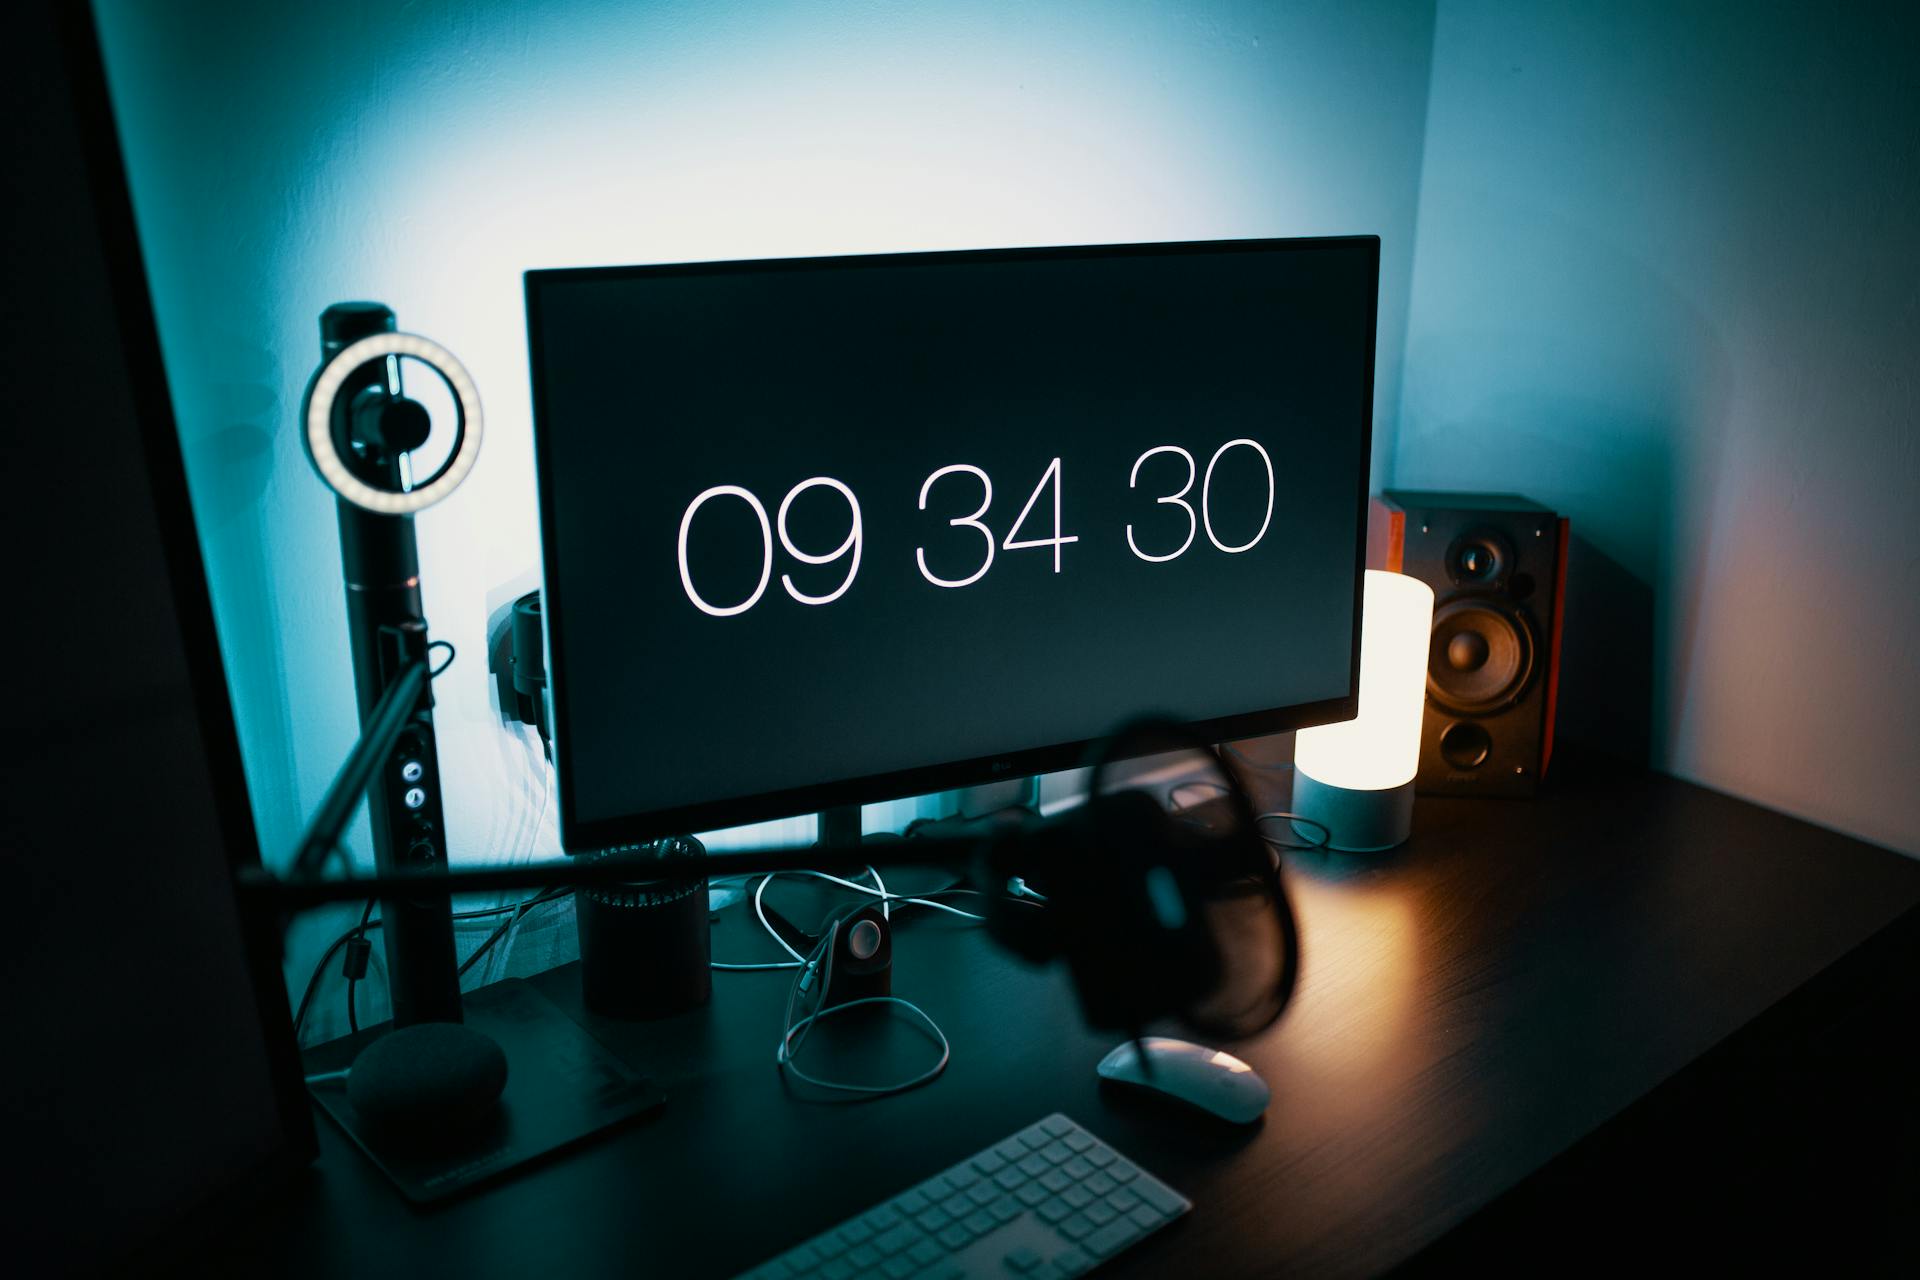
526;236;1378;850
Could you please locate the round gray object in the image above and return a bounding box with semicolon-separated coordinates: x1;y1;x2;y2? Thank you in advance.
347;1022;507;1138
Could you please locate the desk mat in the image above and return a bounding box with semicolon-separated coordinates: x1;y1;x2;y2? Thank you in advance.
310;978;664;1204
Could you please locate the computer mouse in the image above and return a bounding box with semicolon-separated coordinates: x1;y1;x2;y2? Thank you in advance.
1096;1037;1270;1125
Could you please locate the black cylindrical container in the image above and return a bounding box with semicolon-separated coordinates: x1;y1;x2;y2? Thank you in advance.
574;837;711;1018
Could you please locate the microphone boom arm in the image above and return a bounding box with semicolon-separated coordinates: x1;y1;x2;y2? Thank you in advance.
291;655;431;881
248;832;980;913
254;712;1301;1039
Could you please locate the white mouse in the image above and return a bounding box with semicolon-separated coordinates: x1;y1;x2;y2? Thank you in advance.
1096;1037;1270;1125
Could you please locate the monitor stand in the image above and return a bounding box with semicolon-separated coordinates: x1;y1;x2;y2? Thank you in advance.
815;799;979;905
818;803;863;850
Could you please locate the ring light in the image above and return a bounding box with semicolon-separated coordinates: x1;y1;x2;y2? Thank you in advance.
303;331;483;515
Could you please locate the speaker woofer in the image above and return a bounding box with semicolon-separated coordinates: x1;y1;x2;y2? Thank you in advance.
1427;598;1535;714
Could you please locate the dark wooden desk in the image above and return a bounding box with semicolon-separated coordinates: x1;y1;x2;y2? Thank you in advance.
246;757;1920;1276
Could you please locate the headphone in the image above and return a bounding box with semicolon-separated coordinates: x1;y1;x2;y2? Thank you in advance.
980;718;1301;1042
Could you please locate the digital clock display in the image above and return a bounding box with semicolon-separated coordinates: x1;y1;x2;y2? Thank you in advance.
528;239;1376;846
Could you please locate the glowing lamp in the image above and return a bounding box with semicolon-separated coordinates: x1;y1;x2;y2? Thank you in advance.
1292;569;1435;851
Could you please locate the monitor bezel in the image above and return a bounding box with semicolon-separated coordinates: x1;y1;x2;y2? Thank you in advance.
525;235;1378;850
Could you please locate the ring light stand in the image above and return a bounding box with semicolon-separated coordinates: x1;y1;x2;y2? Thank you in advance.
303;302;476;1026
297;304;664;1203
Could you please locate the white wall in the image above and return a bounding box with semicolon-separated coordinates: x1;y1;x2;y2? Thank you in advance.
93;0;1440;1032
1397;1;1919;853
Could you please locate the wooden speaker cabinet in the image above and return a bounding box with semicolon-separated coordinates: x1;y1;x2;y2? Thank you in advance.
1369;491;1568;797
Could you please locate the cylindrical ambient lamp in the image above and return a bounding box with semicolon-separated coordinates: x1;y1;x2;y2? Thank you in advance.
1292;570;1435;852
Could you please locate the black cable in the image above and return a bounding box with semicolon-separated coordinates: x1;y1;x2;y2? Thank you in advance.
291;896;379;1041
344;897;376;1033
291;913;365;1041
292;888;566;1044
1167;777;1331;853
1254;812;1332;853
456;889;568;979
427;639;456;677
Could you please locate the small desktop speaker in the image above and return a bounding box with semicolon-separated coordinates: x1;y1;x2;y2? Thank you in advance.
1369;491;1568;797
823;904;893;1008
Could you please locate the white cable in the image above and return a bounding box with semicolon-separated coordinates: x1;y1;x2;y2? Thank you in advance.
709;874;812;971
776;998;951;1095
754;873;808;962
774;869;986;921
713;873;847;971
711;868;1004;973
1006;876;1049;905
775;921;950;1097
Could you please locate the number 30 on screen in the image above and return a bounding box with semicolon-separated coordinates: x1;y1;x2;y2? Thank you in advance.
675;440;1274;618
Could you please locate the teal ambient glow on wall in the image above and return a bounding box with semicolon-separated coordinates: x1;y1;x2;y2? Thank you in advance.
90;0;1439;1028
1396;0;1919;855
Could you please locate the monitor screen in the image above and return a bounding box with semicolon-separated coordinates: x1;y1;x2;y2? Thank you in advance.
527;237;1377;848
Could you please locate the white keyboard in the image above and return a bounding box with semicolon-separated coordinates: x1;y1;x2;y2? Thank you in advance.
733;1114;1190;1280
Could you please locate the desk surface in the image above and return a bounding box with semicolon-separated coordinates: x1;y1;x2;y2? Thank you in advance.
252;757;1919;1277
